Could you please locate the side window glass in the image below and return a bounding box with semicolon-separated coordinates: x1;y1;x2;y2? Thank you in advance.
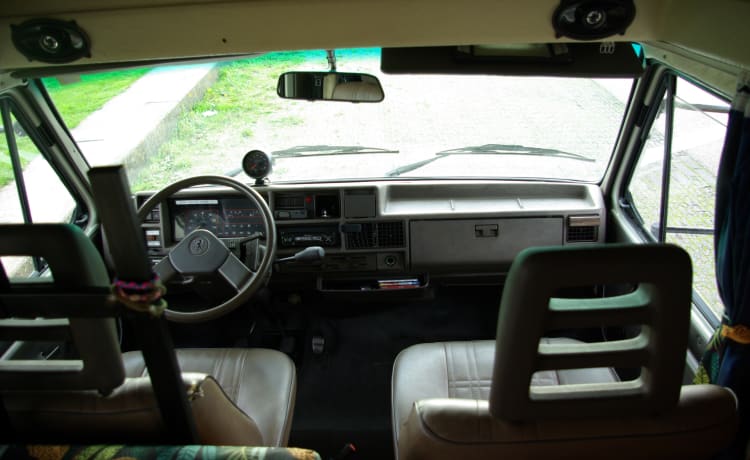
1;102;78;278
626;75;730;321
665;78;728;317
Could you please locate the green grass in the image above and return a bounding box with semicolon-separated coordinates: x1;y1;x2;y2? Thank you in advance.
43;68;150;129
0;136;38;186
1;68;150;188
132;50;320;191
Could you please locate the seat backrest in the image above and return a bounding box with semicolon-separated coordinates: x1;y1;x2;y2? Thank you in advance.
397;244;738;460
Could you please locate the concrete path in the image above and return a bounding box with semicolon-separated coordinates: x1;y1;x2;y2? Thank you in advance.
74;63;217;182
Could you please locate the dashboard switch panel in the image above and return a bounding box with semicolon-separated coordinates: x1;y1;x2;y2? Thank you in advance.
275;192;340;220
144;229;162;248
279;225;340;248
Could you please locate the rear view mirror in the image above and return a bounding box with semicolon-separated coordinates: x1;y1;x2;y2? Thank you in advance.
277;71;384;103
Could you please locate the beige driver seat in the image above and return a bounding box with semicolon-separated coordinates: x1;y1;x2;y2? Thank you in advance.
121;348;296;447
392;244;738;460
0;223;295;447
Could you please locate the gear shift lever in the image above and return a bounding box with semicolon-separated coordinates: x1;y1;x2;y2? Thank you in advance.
276;246;325;263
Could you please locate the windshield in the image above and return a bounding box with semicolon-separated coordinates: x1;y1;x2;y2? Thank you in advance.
43;49;633;190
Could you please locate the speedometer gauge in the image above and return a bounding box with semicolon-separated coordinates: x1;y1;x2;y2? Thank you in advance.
242;150;272;181
187;209;221;234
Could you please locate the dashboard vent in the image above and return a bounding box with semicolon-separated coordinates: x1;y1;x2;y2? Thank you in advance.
567;226;598;242
377;221;406;247
567;215;600;242
346;221;405;249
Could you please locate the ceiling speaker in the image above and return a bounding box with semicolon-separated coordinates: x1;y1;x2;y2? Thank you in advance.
552;0;636;40
11;18;91;64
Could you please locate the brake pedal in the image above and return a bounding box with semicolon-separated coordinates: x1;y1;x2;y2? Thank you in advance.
312;335;325;354
280;336;295;355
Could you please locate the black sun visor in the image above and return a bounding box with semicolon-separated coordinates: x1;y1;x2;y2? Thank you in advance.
381;42;644;78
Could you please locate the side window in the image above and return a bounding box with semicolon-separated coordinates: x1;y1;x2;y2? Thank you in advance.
626;74;730;321
1;99;78;278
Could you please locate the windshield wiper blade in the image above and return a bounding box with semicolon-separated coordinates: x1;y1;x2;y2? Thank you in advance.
386;143;594;177
438;144;595;161
272;145;399;158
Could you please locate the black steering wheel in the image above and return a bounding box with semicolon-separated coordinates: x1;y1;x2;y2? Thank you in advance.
136;175;276;323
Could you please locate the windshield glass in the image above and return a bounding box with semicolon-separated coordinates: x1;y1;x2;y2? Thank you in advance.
44;49;633;190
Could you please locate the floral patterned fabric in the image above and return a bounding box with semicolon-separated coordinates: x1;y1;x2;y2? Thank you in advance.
0;445;321;460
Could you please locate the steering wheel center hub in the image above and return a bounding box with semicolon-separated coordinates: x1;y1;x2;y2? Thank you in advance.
189;235;210;255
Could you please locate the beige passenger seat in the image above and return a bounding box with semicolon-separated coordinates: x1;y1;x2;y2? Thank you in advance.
392;244;738;460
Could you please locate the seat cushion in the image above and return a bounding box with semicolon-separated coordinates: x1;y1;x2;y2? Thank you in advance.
391;339;618;444
123;348;296;447
3;372;263;445
396;385;738;460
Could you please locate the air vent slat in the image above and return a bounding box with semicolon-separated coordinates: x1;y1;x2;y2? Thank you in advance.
377;221;405;248
345;221;405;249
566;215;600;243
567;226;598;242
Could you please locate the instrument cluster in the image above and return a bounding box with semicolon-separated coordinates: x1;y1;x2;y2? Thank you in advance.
170;197;264;241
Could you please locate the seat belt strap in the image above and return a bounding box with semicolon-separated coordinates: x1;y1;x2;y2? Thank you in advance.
88;165;198;444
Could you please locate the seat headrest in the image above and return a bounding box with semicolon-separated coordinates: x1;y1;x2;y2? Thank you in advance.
0;223;109;287
489;244;692;421
0;224;124;394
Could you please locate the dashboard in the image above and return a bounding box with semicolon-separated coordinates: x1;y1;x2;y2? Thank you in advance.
136;180;606;290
